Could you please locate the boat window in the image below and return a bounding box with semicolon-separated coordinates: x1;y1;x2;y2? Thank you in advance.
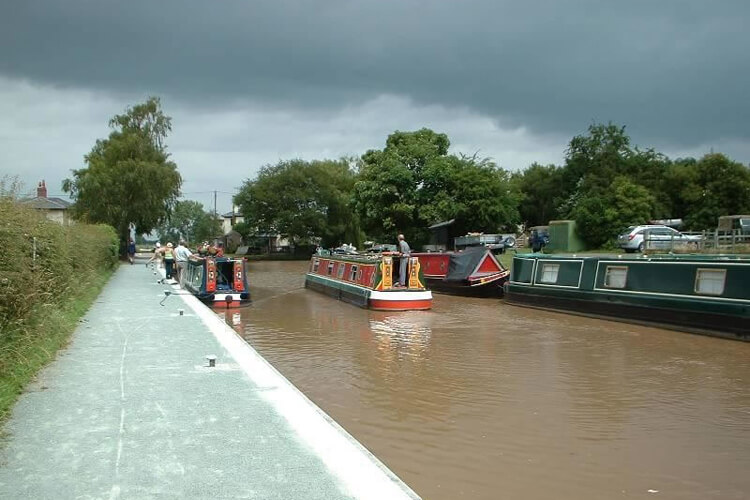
350;265;358;281
327;261;334;275
337;262;346;279
539;263;560;283
604;266;628;288
192;265;203;287
695;268;726;295
312;259;319;272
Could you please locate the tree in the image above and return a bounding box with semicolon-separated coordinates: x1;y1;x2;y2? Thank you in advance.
666;153;750;230
513;163;564;227
419;154;519;236
571;176;655;248
560;123;665;247
234;158;361;248
354;129;519;245
156;200;221;244
63;97;182;254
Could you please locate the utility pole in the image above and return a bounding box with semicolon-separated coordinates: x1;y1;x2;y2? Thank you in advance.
213;190;217;219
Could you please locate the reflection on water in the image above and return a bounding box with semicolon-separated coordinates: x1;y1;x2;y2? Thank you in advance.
222;261;750;500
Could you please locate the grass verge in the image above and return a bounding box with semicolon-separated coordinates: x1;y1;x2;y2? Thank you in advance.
0;266;116;426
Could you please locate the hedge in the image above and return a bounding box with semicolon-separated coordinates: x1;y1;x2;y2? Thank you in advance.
0;198;118;421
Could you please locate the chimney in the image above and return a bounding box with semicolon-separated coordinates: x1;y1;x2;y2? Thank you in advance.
37;180;47;198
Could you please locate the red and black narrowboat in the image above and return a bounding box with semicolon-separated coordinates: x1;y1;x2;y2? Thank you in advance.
182;255;250;308
412;246;509;297
305;253;432;311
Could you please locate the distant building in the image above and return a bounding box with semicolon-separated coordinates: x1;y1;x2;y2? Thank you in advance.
21;180;73;225
221;209;244;235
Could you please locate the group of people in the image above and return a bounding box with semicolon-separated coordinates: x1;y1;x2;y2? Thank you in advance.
146;240;224;284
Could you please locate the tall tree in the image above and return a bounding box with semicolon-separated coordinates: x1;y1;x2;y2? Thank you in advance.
354;129;519;245
513;163;564;227
63;97;182;253
560;123;664;247
234;158;361;247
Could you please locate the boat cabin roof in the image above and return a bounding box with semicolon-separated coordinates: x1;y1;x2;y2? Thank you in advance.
515;253;750;263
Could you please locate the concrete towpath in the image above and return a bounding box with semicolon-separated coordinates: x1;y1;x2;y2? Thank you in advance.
0;262;420;499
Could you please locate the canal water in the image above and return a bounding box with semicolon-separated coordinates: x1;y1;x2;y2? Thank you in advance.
218;261;750;500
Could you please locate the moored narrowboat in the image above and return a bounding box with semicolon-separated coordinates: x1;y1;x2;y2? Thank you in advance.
412;247;510;297
182;255;250;307
505;253;750;340
304;252;432;311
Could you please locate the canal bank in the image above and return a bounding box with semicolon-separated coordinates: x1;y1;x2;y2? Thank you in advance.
0;261;420;499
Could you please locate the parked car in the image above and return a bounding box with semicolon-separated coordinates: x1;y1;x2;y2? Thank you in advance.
617;225;701;253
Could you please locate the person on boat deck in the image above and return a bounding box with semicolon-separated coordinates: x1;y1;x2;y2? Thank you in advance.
163;242;176;279
127;238;136;265
146;242;164;267
174;240;192;285
397;234;411;287
215;242;225;257
195;241;207;256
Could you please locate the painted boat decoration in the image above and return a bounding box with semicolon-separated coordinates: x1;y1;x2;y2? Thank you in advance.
182;256;251;308
412;247;510;297
305;253;432;311
505;253;750;341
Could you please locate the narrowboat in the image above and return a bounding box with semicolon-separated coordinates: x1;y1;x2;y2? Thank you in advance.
505;253;750;341
182;255;250;307
412;247;510;297
304;252;432;311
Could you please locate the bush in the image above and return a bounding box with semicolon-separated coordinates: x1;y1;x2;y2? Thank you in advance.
0;200;118;332
0;199;118;420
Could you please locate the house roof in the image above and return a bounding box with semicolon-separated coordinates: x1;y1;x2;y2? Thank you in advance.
21;196;72;210
429;219;455;230
221;211;243;218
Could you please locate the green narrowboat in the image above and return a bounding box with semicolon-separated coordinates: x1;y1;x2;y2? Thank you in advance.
505;253;750;341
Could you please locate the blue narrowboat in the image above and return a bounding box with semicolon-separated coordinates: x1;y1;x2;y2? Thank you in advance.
505;253;750;341
182;256;250;307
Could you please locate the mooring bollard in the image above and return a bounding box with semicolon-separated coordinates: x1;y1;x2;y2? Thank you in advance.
206;355;217;368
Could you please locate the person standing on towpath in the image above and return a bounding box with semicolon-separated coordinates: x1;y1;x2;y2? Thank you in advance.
397;234;411;287
163;242;176;279
127;238;136;265
146;242;164;267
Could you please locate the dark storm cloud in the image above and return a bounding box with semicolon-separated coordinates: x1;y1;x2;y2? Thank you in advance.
2;0;748;146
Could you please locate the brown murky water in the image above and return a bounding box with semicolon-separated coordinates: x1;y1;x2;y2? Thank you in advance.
220;261;750;500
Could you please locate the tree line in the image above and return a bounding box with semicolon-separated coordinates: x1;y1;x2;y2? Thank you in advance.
62;98;750;252
235;124;750;249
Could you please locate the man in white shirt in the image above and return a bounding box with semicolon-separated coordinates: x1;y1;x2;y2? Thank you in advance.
397;234;411;287
174;240;193;286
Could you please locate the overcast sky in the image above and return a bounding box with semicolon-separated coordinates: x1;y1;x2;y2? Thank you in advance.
2;1;748;213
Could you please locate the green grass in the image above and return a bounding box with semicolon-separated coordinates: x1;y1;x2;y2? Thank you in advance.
0;267;116;425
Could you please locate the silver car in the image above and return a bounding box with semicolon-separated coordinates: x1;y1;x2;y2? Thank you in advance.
617;225;701;253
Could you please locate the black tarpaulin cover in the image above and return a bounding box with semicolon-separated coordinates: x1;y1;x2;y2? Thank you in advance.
444;247;489;282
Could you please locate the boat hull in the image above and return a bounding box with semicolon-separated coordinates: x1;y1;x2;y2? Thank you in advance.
424;275;506;297
506;253;750;341
305;273;432;311
505;286;749;341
